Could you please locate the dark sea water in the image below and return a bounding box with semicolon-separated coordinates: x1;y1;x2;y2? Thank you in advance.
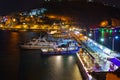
0;30;82;80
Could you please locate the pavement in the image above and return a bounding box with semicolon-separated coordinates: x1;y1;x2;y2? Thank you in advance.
81;38;119;72
70;31;120;72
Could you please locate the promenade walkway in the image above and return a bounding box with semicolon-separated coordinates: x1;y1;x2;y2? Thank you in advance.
70;31;120;72
81;37;120;72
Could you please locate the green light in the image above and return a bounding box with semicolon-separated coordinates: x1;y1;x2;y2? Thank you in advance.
110;30;113;33
106;29;109;32
101;28;105;38
119;30;120;32
101;29;104;33
102;28;104;31
102;31;104;33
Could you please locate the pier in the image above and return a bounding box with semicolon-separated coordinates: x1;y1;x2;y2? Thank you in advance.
70;30;120;80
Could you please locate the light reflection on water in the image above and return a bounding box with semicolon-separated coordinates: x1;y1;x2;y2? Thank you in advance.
0;31;82;80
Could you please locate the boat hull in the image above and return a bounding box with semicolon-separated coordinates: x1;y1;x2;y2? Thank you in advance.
41;46;81;55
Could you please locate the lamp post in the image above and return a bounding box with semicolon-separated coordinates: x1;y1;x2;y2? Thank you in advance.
100;38;104;42
112;36;119;51
88;33;92;37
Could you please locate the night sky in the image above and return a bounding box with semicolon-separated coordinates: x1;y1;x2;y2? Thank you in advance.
0;0;120;15
100;0;120;8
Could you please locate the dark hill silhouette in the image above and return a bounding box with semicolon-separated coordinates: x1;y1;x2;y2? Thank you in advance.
42;1;120;26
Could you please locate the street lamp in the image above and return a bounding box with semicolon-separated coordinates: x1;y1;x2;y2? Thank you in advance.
112;36;119;51
88;33;92;37
100;38;104;42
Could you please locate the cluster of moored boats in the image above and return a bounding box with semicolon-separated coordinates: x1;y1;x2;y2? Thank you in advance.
20;36;81;55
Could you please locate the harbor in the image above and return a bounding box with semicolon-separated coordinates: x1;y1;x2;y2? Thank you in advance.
17;28;120;80
0;2;120;79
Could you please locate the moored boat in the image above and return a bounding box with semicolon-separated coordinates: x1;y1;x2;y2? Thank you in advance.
41;40;81;55
20;36;81;55
20;37;56;49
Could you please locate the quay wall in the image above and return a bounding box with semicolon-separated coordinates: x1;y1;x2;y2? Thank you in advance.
76;53;93;80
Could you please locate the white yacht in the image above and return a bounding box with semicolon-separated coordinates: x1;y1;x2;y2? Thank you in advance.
20;37;57;49
20;36;81;55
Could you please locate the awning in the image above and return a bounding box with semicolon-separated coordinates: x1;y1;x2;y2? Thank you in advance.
109;58;120;67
